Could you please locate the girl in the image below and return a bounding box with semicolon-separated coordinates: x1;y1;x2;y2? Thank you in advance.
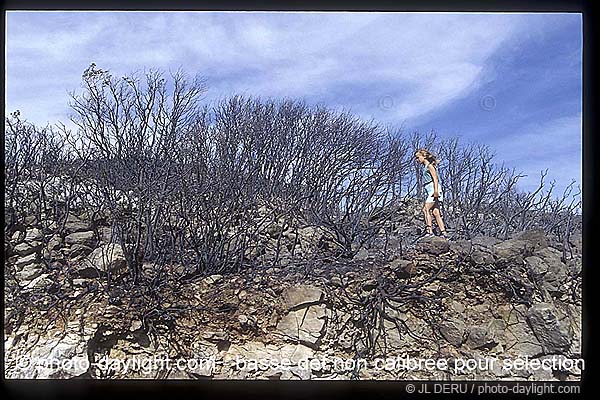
414;148;448;239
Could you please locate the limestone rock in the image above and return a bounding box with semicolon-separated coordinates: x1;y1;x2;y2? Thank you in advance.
448;240;472;258
535;248;569;294
277;304;327;348
15;253;39;270
281;285;324;310
69;244;94;259
24;228;43;242
65;231;96;248
63;214;93;235
13;241;43;257
16;263;44;282
203;274;223;285
76;243;127;278
493;238;535;267
471;236;501;248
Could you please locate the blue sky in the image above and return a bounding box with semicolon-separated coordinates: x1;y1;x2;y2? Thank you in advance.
5;11;582;196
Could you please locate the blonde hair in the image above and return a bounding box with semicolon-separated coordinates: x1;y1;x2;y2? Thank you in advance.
414;148;440;167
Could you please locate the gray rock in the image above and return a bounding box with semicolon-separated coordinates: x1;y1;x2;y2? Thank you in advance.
75;243;127;278
13;241;43;257
16;263;44;282
525;256;548;277
447;300;465;314
416;236;450;255
69;244;94;259
331;276;344;287
470;247;496;265
448;240;472;258
512;229;548;252
493;239;534;267
354;248;371;261
46;234;63;252
23;273;52;290
72;278;90;287
277;304;327;348
471;236;501;247
527;303;573;354
389;259;417;278
507;339;545;358
281;285;324;310
439;317;466;347
465;324;497;349
65;231;96;248
15;253;38;269
10;330;93;379
63;214;93;235
534;248;569;294
11;230;25;243
24;228;43;242
203;274;223;285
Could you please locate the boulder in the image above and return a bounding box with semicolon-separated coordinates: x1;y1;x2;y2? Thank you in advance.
492;239;534;267
465;324;497;349
65;231;96;248
470;247;496;265
534;248;569;294
24;228;43;242
471;236;501;247
448;240;472;258
416;236;450;255
203;274;223;285
277;304;327;348
281;285;324;310
9;328;94;379
503;323;545;358
46;234;63;252
23;273;52;290
512;229;548;252
525;256;548;277
15;253;38;269
389;259;417;278
527;303;573;354
439;317;466;347
69;244;94;259
63;214;93;235
16;263;44;282
13;241;42;257
77;243;127;278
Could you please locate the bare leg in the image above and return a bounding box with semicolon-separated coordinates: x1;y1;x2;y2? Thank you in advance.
422;202;434;233
432;202;447;236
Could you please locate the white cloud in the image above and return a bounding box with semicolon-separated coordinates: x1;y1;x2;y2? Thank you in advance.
5;12;527;125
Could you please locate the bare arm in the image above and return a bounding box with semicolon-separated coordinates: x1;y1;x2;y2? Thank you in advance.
427;163;440;195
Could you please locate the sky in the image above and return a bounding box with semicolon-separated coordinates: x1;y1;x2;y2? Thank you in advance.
5;11;582;197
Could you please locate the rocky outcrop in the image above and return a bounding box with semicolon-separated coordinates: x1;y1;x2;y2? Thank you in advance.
4;215;582;381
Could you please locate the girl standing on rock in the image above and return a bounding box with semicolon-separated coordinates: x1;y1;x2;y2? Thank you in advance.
414;148;448;239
